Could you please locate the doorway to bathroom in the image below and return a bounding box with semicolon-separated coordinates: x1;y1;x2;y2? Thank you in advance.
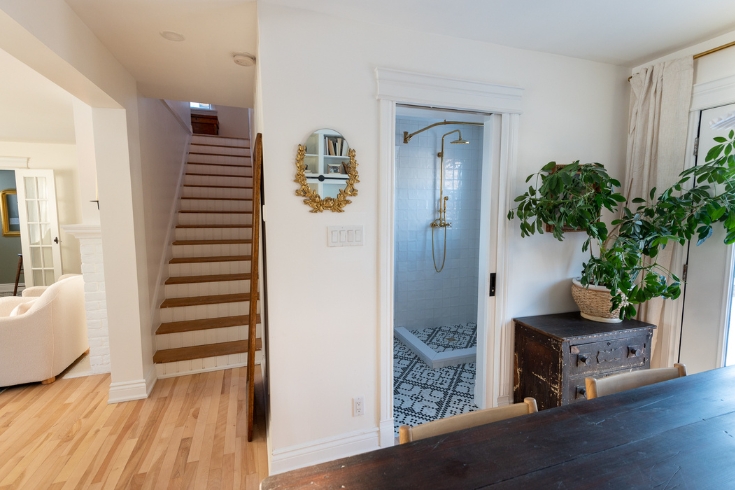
392;105;488;437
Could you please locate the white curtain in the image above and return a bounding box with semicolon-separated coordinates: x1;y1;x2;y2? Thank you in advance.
626;57;693;368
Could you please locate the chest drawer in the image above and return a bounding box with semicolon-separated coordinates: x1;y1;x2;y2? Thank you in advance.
568;335;649;375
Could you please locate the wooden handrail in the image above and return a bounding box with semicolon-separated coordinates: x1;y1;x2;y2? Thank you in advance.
247;133;263;442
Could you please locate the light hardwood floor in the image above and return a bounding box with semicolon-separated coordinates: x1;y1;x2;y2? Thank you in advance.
0;367;268;489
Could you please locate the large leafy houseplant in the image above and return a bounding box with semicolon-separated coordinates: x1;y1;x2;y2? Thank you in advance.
508;131;735;320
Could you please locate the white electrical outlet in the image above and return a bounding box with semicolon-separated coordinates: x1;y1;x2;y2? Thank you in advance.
353;396;365;416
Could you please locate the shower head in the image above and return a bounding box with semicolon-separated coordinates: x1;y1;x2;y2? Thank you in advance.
450;130;469;144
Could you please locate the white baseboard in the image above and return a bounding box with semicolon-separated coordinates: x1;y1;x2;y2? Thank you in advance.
379;419;395;447
0;283;24;294
270;428;380;475
108;364;157;404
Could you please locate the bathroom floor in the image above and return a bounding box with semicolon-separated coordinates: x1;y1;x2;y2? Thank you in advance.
393;323;478;437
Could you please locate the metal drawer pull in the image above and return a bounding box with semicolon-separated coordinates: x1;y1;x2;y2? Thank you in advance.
629;346;641;357
578;354;591;366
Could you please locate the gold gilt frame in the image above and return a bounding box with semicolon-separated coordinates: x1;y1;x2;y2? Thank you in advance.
1;189;20;237
294;144;360;212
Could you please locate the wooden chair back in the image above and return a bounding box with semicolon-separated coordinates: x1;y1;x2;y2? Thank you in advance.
585;363;687;400
398;397;538;444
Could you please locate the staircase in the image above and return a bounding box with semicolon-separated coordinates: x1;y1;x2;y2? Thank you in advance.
153;134;263;378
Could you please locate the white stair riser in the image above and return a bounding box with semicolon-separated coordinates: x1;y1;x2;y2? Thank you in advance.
169;260;250;277
191;135;248;147
186;163;252;177
155;351;264;379
160;301;253;323
165;279;249;298
189;145;249;156
175;227;251;241
180;199;252;212
156;324;263;350
188;154;249;166
172;243;250;258
184;174;253;187
177;213;251;226
182;186;253;199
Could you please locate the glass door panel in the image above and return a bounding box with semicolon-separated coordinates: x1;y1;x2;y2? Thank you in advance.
14;170;62;287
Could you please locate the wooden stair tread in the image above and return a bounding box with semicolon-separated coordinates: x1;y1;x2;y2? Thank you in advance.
189;152;250;157
153;339;262;363
165;273;251;285
170;255;251;264
186;172;251;178
191;142;251;149
179;210;252;214
187;161;251;168
172;239;252;245
176;224;253;228
192;134;249;141
184;184;252;189
161;293;249;308
181;196;252;201
156;314;262;335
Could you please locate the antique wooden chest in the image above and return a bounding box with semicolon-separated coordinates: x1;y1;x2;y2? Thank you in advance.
513;312;656;410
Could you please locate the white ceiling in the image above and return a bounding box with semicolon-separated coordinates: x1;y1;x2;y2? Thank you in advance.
0;47;76;144
264;0;735;66
65;0;257;108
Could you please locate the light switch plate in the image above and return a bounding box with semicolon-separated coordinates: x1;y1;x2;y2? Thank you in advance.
328;225;364;247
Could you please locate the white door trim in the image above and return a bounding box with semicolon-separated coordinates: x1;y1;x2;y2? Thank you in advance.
376;67;523;447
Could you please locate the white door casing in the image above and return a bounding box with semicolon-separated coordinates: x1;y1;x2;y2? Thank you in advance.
14;169;62;287
679;103;735;374
376;67;523;447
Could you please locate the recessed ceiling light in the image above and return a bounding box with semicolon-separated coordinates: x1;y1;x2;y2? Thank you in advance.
160;31;185;42
233;53;256;67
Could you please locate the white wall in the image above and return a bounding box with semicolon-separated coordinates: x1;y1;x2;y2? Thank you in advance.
257;4;630;469
0;141;81;275
212;105;250;138
0;1;155;401
137;98;191;334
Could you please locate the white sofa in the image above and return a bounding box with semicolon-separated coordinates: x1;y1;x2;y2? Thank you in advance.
0;275;89;386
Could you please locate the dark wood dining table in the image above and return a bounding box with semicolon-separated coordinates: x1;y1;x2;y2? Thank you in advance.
262;365;735;489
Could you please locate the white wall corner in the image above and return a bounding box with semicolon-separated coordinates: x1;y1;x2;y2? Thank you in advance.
108;364;157;404
270;428;380;475
0;156;29;169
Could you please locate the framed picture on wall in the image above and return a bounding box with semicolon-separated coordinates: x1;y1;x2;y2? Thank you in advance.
1;189;20;237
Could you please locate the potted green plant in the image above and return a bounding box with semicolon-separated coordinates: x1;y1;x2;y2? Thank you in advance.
507;131;735;321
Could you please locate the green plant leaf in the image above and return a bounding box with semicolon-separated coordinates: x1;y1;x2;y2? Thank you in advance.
541;161;557;172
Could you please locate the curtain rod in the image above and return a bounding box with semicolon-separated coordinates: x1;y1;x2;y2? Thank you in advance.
627;40;735;81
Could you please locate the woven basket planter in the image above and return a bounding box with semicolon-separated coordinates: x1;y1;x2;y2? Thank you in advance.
571;278;622;323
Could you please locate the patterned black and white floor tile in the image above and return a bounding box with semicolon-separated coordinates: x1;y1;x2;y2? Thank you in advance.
393;324;478;437
409;323;477;353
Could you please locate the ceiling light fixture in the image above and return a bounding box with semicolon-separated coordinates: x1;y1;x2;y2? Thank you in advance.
160;31;185;42
233;53;256;67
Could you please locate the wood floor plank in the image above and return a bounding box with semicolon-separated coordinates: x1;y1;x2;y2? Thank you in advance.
0;370;267;490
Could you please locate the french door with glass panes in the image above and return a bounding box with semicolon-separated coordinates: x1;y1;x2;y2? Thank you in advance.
14;169;62;287
679;103;735;374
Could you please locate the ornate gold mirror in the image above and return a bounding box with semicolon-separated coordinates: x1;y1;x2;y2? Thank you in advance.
295;129;359;212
